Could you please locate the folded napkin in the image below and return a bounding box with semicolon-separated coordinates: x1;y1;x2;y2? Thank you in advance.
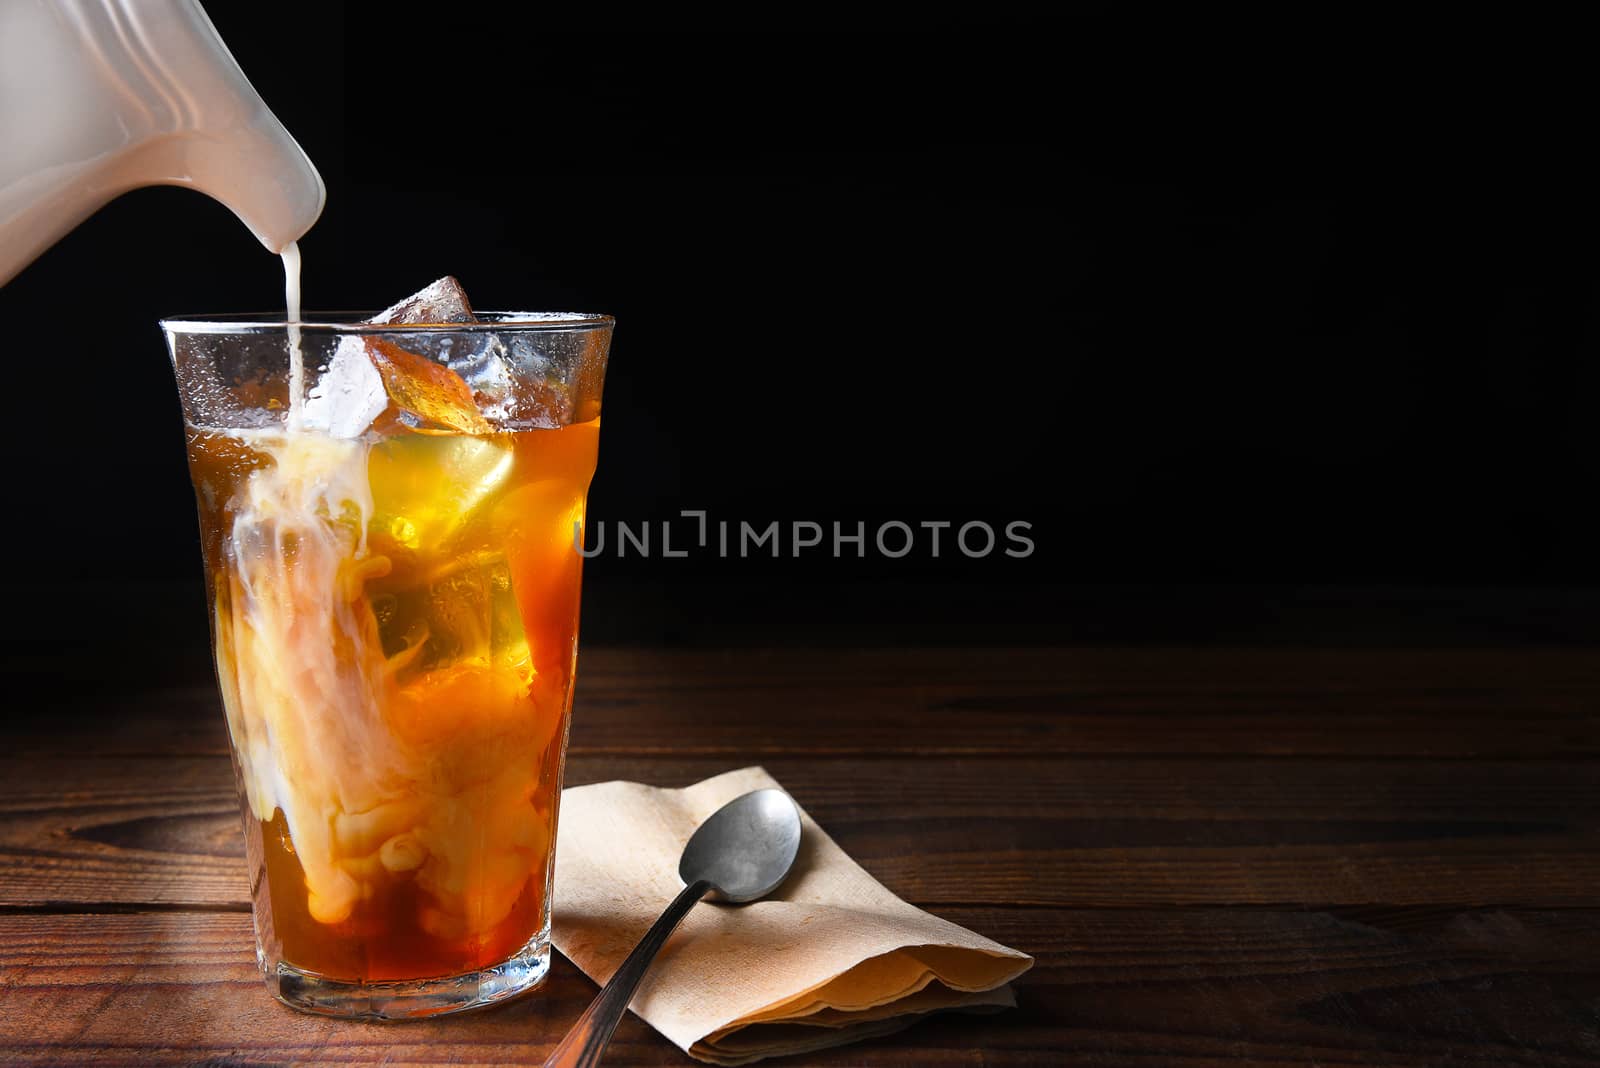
551;766;1033;1064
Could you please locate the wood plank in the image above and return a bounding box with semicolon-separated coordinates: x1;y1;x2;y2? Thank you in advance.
3;755;1597;910
3;908;1598;1066
16;647;1600;759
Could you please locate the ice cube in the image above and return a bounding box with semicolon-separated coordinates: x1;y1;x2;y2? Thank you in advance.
446;335;514;418
370;276;476;325
369;549;529;678
447;333;574;429
301;336;387;438
303;278;493;438
367;338;492;435
365;432;516;563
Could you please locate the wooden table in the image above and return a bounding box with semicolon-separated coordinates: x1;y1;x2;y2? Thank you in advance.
3;647;1599;1065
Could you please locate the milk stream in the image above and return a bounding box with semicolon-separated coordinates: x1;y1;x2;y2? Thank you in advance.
221;245;397;924
282;242;305;430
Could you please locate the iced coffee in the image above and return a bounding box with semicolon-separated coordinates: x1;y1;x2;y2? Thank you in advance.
165;281;612;1016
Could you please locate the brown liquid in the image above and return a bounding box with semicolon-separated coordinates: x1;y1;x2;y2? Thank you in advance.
257;809;550;980
188;420;598;981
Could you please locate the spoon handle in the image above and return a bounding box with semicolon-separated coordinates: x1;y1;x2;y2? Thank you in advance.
543;878;712;1068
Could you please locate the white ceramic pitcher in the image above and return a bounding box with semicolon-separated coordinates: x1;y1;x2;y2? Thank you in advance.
0;0;324;285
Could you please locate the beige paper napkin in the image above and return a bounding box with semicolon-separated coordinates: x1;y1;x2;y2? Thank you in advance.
551;766;1033;1064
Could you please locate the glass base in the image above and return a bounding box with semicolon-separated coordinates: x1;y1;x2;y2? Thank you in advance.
267;936;550;1020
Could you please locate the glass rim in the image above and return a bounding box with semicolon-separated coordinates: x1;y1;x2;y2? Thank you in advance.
160;311;615;335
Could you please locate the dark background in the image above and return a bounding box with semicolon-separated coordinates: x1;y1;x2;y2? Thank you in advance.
4;11;1599;674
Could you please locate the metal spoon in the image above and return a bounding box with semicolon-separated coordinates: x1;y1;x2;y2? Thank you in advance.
542;787;804;1068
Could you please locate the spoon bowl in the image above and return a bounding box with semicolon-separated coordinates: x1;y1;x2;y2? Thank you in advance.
679;787;803;902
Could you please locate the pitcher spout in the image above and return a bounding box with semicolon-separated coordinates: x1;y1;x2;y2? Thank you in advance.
154;105;326;256
0;0;324;284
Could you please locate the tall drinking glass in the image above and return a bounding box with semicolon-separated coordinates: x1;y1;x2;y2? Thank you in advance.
163;312;613;1018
